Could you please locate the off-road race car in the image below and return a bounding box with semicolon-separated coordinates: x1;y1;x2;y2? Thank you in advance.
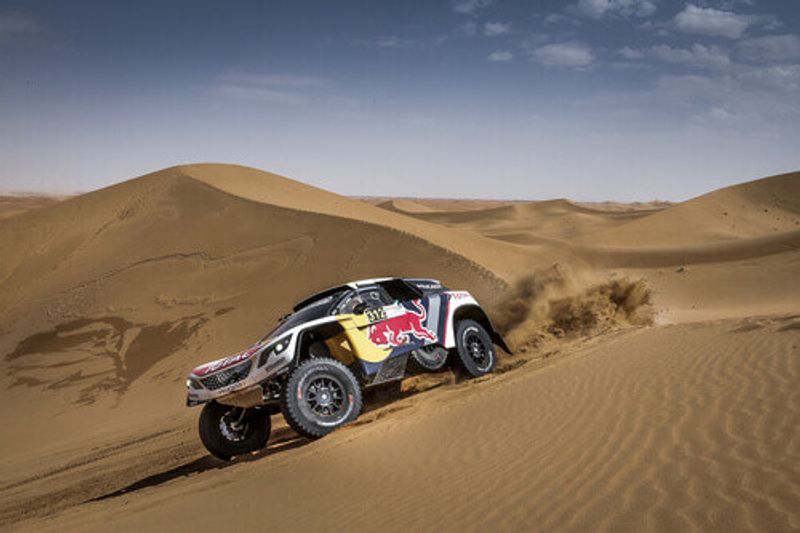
186;277;511;460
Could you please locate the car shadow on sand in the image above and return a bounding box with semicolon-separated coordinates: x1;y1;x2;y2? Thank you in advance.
87;427;307;503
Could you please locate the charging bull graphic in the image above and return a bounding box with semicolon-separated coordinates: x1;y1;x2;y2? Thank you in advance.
368;299;437;348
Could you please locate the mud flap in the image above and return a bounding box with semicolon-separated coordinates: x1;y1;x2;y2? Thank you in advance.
490;331;513;355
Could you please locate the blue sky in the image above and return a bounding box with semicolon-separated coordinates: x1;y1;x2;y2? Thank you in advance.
1;0;799;200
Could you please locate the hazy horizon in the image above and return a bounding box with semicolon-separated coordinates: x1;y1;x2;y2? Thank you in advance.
1;162;795;205
2;0;799;201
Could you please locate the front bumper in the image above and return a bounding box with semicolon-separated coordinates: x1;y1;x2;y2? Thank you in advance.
185;334;295;407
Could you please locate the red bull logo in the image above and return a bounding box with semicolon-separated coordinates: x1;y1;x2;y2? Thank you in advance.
368;300;437;348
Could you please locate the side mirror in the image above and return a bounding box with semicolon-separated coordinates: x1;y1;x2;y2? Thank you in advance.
353;302;368;315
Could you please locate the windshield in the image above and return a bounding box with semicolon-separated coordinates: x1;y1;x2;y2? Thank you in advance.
332;287;393;315
259;291;343;342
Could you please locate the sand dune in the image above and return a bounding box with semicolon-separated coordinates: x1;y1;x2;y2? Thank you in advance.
367;197;673;213
375;198;439;213
375;172;800;248
582;171;800;247
1;164;798;531
0;195;62;219
383;199;657;242
182;164;546;279
362;197;521;212
572;200;673;212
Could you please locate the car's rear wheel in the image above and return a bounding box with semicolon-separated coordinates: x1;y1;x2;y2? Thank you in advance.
199;402;270;460
453;319;496;378
409;344;449;372
281;358;363;439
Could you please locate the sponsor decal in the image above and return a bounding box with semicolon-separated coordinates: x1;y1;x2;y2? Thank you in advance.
367;299;437;348
191;344;262;377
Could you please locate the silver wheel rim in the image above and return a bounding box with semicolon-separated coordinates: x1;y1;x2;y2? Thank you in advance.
219;408;249;442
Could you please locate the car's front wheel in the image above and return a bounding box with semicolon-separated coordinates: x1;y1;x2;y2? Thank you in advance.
281;358;363;439
199;402;271;460
453;319;497;378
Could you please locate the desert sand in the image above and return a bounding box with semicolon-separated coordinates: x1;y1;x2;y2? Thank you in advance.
0;164;797;531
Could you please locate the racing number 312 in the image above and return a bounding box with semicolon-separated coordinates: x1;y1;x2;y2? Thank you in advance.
365;307;387;323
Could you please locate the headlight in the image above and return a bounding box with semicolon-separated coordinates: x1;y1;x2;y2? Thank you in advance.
186;378;204;390
258;335;291;367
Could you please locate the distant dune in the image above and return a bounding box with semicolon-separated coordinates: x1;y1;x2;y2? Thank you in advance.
0;195;63;219
359;196;524;212
1;164;798;531
582;172;800;246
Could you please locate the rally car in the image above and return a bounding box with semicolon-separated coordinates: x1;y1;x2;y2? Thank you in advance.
186;277;510;460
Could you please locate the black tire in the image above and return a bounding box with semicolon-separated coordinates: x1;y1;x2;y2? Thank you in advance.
199;402;270;461
281;358;363;440
453;320;497;378
408;344;449;372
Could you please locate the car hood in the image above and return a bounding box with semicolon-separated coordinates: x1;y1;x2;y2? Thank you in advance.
190;343;266;377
